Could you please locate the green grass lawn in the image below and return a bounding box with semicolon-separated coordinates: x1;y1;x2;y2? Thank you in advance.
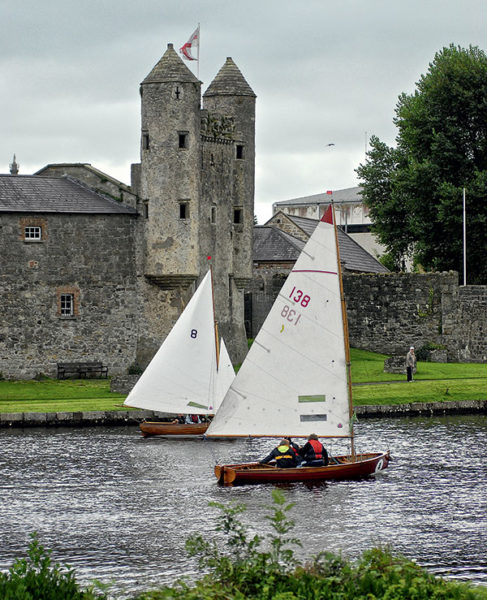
0;349;485;413
0;379;126;413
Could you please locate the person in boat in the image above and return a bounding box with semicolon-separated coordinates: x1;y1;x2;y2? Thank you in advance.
171;414;186;424
298;434;329;467
259;439;298;468
284;437;303;465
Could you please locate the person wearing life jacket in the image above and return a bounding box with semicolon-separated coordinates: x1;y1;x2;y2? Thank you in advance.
299;433;329;467
259;439;298;468
284;437;303;465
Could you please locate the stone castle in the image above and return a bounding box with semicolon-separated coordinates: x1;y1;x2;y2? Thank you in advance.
1;44;486;381
0;44;255;378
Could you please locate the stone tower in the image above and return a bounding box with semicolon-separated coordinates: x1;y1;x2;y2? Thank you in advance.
133;44;256;366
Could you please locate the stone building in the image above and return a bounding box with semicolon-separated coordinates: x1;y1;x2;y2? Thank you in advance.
0;43;255;379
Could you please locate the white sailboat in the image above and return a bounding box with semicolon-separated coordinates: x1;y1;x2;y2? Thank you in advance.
207;204;390;484
124;270;235;437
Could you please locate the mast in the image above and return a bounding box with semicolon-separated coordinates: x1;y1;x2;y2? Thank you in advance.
209;263;220;369
331;202;355;457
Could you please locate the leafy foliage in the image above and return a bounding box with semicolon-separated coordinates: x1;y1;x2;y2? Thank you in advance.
357;44;487;283
134;490;487;600
0;532;106;599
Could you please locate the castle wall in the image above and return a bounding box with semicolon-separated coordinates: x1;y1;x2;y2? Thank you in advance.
0;212;138;379
247;268;487;362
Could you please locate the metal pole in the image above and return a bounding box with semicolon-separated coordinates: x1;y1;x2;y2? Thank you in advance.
463;188;466;286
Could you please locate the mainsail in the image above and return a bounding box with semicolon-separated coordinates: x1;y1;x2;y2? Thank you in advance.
124;271;233;415
206;207;351;438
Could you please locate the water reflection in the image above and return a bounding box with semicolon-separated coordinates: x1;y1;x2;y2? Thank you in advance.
0;415;485;595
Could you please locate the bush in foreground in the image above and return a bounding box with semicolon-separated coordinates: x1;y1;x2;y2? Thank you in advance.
2;496;486;599
135;490;487;600
0;532;106;600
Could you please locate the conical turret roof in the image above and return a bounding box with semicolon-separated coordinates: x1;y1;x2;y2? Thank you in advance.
204;57;256;97
142;43;200;85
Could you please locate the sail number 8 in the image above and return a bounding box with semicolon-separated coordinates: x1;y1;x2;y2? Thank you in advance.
289;287;310;307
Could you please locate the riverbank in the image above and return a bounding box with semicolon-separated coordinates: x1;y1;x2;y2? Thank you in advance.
1;399;486;428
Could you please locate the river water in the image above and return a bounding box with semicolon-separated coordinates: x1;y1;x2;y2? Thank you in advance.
0;415;486;596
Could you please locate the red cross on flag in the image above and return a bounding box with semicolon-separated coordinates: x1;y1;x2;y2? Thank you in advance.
180;26;200;61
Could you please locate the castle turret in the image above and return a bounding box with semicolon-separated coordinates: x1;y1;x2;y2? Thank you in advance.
202;58;256;361
135;48;256;366
140;43;202;287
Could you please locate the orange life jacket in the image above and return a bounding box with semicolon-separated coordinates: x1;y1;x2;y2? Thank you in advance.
308;439;323;459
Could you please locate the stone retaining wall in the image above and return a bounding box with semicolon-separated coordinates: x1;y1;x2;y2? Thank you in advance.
1;400;485;428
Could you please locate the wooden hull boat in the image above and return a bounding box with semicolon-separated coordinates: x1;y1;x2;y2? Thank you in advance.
215;451;390;485
140;421;209;438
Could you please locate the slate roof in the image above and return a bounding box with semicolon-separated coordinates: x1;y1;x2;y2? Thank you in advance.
273;187;362;207
254;226;305;261
259;214;389;274
35;163;133;193
204;57;256;98
142;43;200;85
0;175;137;214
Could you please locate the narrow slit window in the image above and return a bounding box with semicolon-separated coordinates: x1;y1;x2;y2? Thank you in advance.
236;145;244;159
179;202;189;219
142;133;150;150
60;294;74;317
211;206;216;224
233;208;243;224
178;133;188;149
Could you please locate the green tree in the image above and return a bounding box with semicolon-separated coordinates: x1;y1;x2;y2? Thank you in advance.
357;44;487;283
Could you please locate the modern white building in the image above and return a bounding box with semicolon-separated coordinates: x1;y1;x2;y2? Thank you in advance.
272;186;385;259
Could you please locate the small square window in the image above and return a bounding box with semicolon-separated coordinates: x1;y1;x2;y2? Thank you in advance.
178;133;188;149
24;226;42;240
236;145;244;159
60;294;74;316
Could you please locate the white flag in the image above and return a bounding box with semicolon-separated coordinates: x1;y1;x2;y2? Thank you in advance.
179;26;199;61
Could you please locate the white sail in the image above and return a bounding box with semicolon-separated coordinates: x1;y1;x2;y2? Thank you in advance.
124;271;220;414
215;338;235;411
206;212;351;438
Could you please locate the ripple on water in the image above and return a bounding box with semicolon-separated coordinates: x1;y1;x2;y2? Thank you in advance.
0;416;485;595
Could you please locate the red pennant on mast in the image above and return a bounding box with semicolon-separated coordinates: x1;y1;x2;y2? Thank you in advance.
321;204;334;224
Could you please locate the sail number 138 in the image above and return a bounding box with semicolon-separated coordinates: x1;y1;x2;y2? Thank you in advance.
289;287;310;307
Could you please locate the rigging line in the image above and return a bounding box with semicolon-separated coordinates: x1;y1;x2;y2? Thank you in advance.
202;434;223;466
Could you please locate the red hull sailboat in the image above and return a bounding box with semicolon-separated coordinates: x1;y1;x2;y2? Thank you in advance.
206;203;390;484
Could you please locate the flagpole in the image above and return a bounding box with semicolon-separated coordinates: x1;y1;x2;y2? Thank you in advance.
463;187;467;286
197;23;200;80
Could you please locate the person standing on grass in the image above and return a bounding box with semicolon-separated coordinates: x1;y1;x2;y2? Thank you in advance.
406;346;416;382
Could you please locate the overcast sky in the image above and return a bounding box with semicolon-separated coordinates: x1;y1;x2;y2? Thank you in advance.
2;0;486;222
